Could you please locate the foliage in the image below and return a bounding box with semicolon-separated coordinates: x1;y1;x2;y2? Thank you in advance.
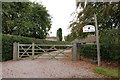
94;67;120;78
69;2;120;38
65;33;74;42
100;29;120;61
2;2;52;39
79;44;97;60
65;33;89;42
79;30;120;62
72;1;120;62
80;44;120;62
2;34;70;61
57;28;62;41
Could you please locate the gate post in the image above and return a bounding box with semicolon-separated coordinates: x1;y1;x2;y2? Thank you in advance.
32;43;35;59
18;42;20;60
72;43;78;61
13;42;18;60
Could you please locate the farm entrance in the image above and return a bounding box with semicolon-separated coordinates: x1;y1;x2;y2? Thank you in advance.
13;43;74;60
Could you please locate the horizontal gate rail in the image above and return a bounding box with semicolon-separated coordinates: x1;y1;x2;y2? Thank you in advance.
34;44;73;46
15;43;73;60
13;42;79;61
19;44;73;46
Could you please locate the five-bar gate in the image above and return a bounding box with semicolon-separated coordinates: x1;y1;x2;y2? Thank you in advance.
13;42;78;60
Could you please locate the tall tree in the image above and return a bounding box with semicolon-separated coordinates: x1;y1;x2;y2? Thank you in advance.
57;28;62;41
69;2;120;38
2;2;52;39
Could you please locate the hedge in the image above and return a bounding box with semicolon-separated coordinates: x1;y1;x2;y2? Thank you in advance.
79;44;120;62
2;34;70;61
79;29;120;62
78;44;97;60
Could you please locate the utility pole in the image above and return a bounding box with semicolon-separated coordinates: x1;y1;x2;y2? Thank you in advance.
94;13;101;66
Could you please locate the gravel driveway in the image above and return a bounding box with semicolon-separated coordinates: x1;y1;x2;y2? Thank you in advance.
2;50;105;78
0;63;2;79
2;59;104;78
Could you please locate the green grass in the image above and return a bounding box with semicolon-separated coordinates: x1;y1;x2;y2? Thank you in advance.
94;67;120;79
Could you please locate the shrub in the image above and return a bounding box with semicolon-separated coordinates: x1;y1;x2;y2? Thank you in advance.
79;44;120;62
78;44;97;59
79;29;120;62
2;34;70;61
100;29;120;62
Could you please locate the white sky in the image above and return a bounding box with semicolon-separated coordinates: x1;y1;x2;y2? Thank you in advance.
29;0;76;37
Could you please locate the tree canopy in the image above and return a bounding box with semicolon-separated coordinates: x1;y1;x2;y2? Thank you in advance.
2;2;52;39
69;2;120;38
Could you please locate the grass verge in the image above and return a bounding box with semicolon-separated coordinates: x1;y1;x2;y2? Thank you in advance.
93;67;120;79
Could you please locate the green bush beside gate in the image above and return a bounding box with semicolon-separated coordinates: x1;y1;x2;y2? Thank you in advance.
2;34;70;61
79;29;120;62
79;44;97;59
79;44;120;62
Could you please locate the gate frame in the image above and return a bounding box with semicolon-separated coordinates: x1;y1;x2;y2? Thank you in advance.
13;42;78;61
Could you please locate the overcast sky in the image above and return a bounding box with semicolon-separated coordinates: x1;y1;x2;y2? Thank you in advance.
30;0;76;37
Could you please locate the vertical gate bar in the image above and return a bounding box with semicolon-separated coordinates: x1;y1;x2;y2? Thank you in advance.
32;43;35;59
17;42;19;60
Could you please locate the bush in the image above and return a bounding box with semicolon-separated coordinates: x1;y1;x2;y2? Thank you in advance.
79;44;120;62
79;29;120;62
100;29;120;62
78;44;97;59
2;34;70;61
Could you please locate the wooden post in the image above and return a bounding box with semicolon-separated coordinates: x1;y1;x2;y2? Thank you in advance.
72;43;78;61
13;42;18;60
32;43;35;59
94;13;101;66
17;42;19;60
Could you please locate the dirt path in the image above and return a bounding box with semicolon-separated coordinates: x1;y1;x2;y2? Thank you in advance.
2;59;104;78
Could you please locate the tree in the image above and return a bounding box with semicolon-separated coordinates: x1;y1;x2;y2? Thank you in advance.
69;2;120;38
70;2;120;63
65;34;74;42
2;2;52;39
57;28;62;41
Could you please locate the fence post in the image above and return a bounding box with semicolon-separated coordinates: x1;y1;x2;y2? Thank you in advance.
32;43;35;59
72;43;78;61
13;42;18;60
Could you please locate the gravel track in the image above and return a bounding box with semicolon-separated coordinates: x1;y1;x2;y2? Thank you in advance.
2;50;105;78
2;59;104;78
0;63;2;79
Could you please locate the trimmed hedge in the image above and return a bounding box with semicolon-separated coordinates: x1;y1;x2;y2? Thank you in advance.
79;44;120;62
78;44;97;60
79;29;120;62
2;34;70;61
